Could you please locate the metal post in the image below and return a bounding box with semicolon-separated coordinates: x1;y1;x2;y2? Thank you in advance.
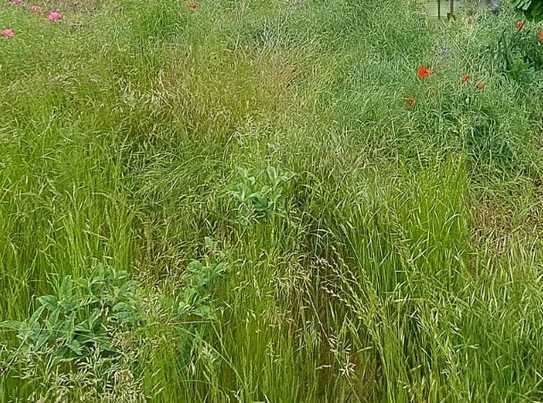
437;0;441;18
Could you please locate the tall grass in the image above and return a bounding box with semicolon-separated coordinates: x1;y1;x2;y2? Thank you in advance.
1;0;543;401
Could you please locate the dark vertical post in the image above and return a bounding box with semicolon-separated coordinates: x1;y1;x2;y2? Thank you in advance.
437;0;441;18
446;0;453;19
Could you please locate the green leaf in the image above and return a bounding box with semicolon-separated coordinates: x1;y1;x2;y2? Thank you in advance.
193;304;216;321
28;305;46;326
67;339;83;356
38;295;58;311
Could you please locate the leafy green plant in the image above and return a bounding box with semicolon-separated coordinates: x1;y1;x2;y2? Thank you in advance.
171;238;228;370
513;0;543;20
0;265;144;399
492;25;543;82
176;239;227;322
229;166;292;223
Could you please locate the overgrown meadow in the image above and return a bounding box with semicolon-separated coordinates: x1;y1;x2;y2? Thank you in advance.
1;0;543;401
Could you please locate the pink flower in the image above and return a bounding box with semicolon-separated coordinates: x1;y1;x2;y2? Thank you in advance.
1;28;15;39
9;0;22;5
29;4;42;13
47;10;63;21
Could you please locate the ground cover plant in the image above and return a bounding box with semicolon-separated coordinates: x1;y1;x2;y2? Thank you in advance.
1;0;543;401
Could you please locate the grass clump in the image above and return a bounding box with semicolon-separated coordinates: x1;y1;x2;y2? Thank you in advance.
2;0;543;401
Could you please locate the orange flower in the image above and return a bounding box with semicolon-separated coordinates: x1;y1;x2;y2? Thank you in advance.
515;20;525;31
462;74;471;84
417;65;432;80
475;81;485;91
404;96;417;109
538;31;543;44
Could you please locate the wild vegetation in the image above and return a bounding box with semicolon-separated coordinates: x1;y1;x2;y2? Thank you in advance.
1;0;543;401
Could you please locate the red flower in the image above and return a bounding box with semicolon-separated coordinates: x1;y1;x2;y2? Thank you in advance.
515;20;525;31
404;96;417;109
462;74;471;84
188;2;199;11
417;65;432;80
538;31;543;44
475;81;485;91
